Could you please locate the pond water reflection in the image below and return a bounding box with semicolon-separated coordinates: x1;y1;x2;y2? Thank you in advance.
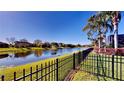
0;47;86;69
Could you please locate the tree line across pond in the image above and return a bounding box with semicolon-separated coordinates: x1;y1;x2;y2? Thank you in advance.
0;37;82;48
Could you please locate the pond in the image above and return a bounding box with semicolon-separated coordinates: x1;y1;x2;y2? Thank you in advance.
0;47;86;69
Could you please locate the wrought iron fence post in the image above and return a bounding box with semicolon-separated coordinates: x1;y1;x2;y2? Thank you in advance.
48;62;50;81
36;65;38;81
81;51;83;61
96;55;99;76
120;56;122;81
14;72;16;81
45;63;47;81
1;75;4;81
30;67;32;81
112;55;114;79
41;64;43;81
78;51;81;64
73;53;75;70
23;69;25;81
56;58;59;81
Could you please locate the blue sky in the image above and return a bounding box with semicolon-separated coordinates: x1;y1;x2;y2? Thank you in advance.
0;11;124;45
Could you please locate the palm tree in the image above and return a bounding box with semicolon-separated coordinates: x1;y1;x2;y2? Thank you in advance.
83;13;114;50
95;13;106;49
102;11;121;48
98;12;113;48
90;14;104;48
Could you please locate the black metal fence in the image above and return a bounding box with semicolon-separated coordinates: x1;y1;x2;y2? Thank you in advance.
80;53;124;81
0;48;93;81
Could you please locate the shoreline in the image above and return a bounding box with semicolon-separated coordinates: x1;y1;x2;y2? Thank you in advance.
0;51;76;80
0;47;84;55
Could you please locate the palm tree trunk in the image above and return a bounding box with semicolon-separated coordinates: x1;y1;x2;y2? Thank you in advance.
114;24;118;49
99;39;101;48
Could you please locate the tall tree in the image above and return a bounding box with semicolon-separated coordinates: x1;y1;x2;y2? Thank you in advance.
20;38;28;42
97;12;113;48
83;15;104;48
6;37;16;47
33;40;42;47
103;11;121;48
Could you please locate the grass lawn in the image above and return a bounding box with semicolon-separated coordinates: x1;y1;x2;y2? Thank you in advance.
0;52;75;81
0;47;44;55
72;71;113;81
79;53;124;81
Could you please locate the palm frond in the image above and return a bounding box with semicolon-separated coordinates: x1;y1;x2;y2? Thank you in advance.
118;11;121;22
82;24;90;31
